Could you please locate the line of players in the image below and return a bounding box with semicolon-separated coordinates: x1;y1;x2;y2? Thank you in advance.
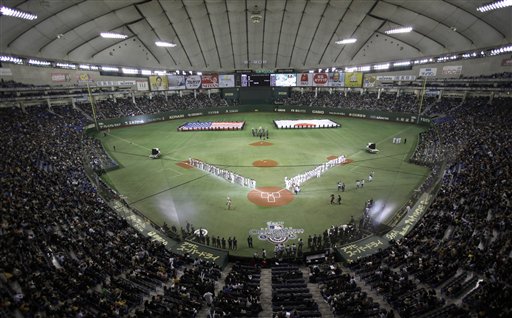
251;126;269;139
284;154;346;191
330;171;375;204
188;158;256;189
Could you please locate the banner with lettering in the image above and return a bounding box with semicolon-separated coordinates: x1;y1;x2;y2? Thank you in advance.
51;73;70;82
202;74;219;88
136;80;149;91
419;67;437;77
312;73;329;87
185;75;201;89
296;73;312;86
442;65;462;76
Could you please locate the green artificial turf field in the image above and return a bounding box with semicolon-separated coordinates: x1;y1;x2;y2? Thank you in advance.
96;112;429;256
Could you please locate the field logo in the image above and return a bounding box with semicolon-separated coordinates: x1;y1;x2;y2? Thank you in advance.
260;191;281;203
249;221;304;244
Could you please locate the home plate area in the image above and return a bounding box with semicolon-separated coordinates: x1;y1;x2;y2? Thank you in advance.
247;186;294;207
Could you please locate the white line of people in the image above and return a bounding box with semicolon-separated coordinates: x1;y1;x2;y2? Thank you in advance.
188;158;256;189
285;154;346;192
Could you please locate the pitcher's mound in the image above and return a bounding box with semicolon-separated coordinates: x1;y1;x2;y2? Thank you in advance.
253;160;278;167
250;141;273;146
248;186;294;207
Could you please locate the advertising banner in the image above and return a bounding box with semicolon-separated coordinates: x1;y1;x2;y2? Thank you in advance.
51;73;70;82
219;74;235;88
0;68;12;76
297;73;312;86
419;68;437;77
185;75;201;89
201;74;219;88
136;80;149;91
312;73;329;87
397;75;416;81
328;72;345;87
502;58;512;66
344;72;363;87
149;75;169;91
77;73;94;83
364;74;377;87
442;65;462;76
167;75;185;90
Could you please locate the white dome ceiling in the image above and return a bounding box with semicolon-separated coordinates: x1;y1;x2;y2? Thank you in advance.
1;0;510;71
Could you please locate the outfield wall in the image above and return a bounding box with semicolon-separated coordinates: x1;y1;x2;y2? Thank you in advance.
91;105;431;130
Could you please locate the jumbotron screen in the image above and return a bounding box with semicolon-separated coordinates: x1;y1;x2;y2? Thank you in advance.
248;74;270;87
270;73;297;87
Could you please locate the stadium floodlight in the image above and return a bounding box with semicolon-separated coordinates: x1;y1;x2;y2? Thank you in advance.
196;72;203;76
308;70;314;73
393;61;411;67
318;68;322;72
101;66;119;72
155;41;177;47
188;70;193;74
141;70;152;75
90;66;99;70
0;56;23;64
374;63;390;70
182;71;187;75
100;32;128;39
28;59;50;66
360;66;371;72
490;45;512;55
335;38;357;44
345;66;357;72
331;67;336;72
477;0;512;12
0;5;37;20
79;64;90;70
122;68;138;75
385;26;413;34
56;63;76;69
154;70;167;75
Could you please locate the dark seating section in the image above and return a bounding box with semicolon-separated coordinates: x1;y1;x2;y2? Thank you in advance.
132;259;221;317
311;263;385;317
272;263;320;317
211;262;262;317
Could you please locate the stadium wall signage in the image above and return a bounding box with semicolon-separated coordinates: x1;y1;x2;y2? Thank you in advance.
91;105;431;131
249;221;304;244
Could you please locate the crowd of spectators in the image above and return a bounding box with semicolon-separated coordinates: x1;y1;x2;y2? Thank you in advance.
346;96;511;317
0;105;222;317
79;93;228;120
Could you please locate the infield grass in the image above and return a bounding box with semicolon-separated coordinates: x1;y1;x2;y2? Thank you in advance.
97;112;429;256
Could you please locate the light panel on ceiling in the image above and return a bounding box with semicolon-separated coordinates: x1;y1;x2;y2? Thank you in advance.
477;0;512;12
0;5;37;20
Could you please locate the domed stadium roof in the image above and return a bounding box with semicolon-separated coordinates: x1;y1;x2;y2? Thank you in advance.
1;0;510;71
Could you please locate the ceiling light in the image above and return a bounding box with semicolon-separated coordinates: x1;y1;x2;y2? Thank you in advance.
141;70;152;75
477;0;512;12
393;61;411;67
0;5;37;20
335;38;357;44
374;63;390;70
385;27;413;34
196;72;202;76
122;68;138;75
101;66;119;72
155;41;177;48
345;67;357;72
0;56;23;64
360;66;371;72
56;63;76;69
28;59;50;66
100;32;128;39
154;70;167;75
331;67;336;72
79;65;90;70
90;66;99;70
